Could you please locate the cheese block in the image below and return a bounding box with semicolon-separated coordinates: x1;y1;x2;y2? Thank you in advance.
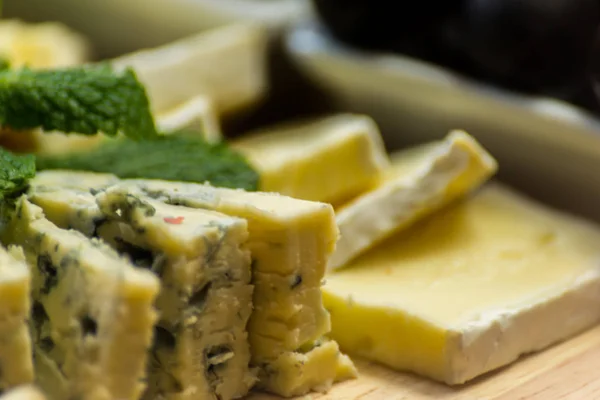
112;23;268;116
323;183;600;385
329;130;497;271
231;114;389;203
113;178;357;396
5;198;160;400
28;175;255;400
0;385;47;400
0;246;34;390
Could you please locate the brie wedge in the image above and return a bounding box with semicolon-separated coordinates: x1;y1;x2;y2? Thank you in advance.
329;130;497;270
232;114;389;203
323;183;600;384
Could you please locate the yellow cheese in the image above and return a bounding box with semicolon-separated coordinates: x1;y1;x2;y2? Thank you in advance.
232;114;389;203
329;130;497;270
324;183;600;384
0;385;47;400
0;19;89;69
111;23;268;116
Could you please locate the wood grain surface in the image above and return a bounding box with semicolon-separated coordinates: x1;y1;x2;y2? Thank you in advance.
249;325;600;400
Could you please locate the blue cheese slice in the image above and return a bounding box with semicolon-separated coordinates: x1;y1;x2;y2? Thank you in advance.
6;198;160;400
0;385;47;400
114;179;357;396
0;246;34;391
28;174;256;400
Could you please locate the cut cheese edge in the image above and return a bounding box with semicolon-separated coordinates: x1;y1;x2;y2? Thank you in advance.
324;183;600;384
329;130;497;271
6;198;160;400
232;114;389;203
0;246;34;391
112;23;269;116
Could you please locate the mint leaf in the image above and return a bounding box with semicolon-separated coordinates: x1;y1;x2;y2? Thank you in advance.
0;147;35;201
36;135;259;191
0;63;158;140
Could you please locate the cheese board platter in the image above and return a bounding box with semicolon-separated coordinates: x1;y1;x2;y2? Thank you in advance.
2;4;600;400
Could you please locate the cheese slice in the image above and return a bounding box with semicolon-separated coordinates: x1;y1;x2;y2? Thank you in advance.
156;96;222;143
113;178;357;396
323;183;600;385
329;130;497;271
112;23;268;116
5;198;160;400
0;246;34;391
231;114;389;203
28;176;255;400
0;385;47;400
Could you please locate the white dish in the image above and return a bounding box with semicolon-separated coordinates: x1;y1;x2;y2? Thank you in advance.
284;21;600;222
4;0;311;57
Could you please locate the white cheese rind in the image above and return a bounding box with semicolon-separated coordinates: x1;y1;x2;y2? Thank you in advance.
0;247;34;391
7;198;160;400
330;130;497;270
28;175;255;400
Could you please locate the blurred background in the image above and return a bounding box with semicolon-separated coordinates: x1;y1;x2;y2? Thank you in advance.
5;0;600;220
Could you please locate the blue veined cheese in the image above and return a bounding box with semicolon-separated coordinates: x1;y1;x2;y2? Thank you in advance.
95;190;255;400
28;175;256;400
0;385;47;400
113;179;358;397
0;246;34;391
5;198;160;400
330;130;497;270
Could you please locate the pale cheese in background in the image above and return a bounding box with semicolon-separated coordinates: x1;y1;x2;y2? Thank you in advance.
324;183;600;385
113;178;358;397
112;23;269;116
29;95;223;156
329;130;497;271
0;386;47;400
0;19;89;68
0;246;34;391
232;114;389;204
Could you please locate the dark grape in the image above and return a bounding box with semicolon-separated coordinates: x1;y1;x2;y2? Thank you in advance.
311;0;464;58
458;0;600;93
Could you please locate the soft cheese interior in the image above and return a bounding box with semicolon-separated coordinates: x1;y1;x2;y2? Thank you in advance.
0;246;34;391
323;183;600;384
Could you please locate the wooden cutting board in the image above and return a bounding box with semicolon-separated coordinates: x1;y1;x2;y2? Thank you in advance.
249;324;600;400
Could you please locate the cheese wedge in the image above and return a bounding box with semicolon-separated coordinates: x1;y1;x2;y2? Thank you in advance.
112;23;268;116
323;183;600;384
156;96;222;143
329;130;497;271
232;114;389;203
5;198;160;400
0;246;34;391
28;177;255;400
113;178;357;396
0;386;46;400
